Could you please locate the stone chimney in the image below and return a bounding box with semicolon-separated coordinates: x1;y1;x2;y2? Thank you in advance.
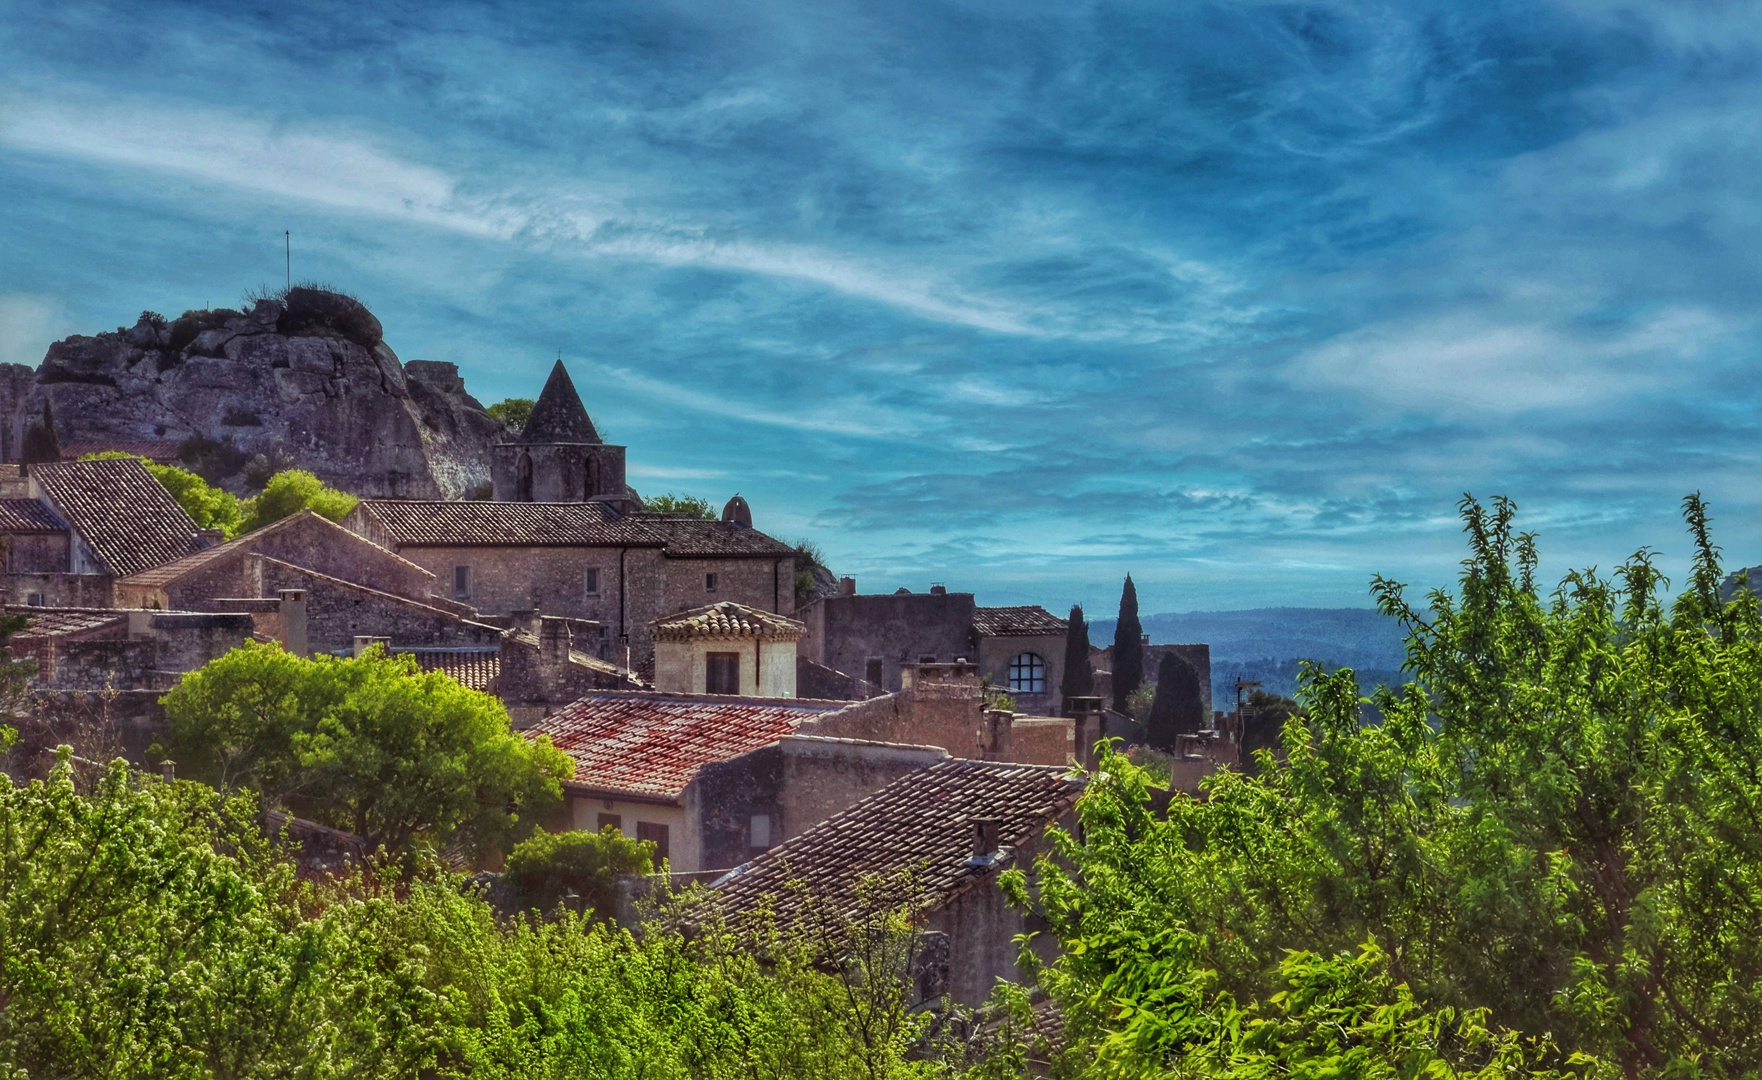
1141;633;1150;646
929;583;947;595
970;817;1002;857
1067;695;1105;768
839;576;856;597
538;616;570;664
983;708;1014;759
278;589;309;657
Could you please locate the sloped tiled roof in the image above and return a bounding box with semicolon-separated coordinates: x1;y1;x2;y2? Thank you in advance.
638;516;800;558
31;459;205;576
0;499;66;534
356;500;661;547
653;601;806;642
529;692;847;801
8;607;127;640
514;360;601;444
973;605;1067;637
398;648;501;691
119;510;430;590
712;759;1083;922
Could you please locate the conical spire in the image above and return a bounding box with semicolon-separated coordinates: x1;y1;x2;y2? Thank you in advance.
518;360;600;443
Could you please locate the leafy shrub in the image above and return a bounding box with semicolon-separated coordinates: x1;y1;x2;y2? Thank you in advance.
237;469;357;533
501;826;653;917
643;492;716;519
275;285;383;349
486;397;533;433
241;450;296;491
167;307;244;352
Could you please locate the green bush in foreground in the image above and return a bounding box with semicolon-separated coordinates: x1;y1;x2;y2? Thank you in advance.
501;825;655;917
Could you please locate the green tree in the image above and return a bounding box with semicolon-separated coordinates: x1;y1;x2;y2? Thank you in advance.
501;826;654;917
236;468;358;534
1002;494;1762;1079
19;399;58;465
161;641;572;856
486;397;534;433
1144;651;1204;747
643;492;717;519
1111;574;1144;714
82;451;244;536
1060;604;1094;713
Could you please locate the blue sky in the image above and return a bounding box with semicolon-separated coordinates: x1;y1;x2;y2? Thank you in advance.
3;0;1760;615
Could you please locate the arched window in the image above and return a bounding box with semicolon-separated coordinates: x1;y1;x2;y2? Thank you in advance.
1007;652;1046;694
516;452;534;502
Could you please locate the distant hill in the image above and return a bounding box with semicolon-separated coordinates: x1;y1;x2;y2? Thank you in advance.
1091;607;1410;706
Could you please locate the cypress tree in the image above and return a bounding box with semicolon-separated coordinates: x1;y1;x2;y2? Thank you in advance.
1145;652;1205;749
1111;574;1144;714
21;399;59;465
1060;603;1094;713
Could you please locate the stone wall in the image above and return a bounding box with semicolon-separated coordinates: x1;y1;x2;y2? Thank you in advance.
4;573;114;607
976;631;1066;716
797;592;978;693
653;637;798;696
4;532;68;574
802;678;992;759
254;556;502;654
925;822;1069;1006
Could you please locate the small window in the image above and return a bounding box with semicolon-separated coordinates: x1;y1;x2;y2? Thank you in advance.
1007;652;1046;694
584;567;600;597
865;657;884;688
452;565;470;599
25;593;43;607
750;814;772;849
706;651;740;695
705;572;718;592
636;821;670;861
597;812;622;832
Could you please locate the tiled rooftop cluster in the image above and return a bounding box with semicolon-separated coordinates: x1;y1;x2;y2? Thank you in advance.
531;692;846;800
0;499;65;534
972;605;1069;637
397;648;501;691
652;601;806;642
712;759;1083;922
32;459;205;576
354;500;798;557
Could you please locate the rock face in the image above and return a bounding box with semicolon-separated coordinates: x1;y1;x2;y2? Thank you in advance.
0;291;504;498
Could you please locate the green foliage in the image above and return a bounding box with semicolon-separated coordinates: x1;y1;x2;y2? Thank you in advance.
795;536;830;605
643;492;717;519
160;641;572;856
501;826;654;917
1144;652;1204;747
0;755;941;1078
82;451;244;536
1004;494;1762;1078
1061;604;1094;707
487;397;534;433
19;399;57;465
1124;684;1155;721
1112;575;1144;713
237;468;358;533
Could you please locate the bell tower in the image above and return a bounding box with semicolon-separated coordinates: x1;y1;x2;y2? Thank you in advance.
491;360;634;509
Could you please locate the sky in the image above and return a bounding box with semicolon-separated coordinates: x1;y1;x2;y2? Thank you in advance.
2;0;1761;616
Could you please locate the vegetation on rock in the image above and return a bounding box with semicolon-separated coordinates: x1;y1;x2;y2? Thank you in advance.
643;491;717;519
486;397;534;433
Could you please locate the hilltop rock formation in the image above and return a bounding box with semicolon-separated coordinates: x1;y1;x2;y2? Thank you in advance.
0;289;503;498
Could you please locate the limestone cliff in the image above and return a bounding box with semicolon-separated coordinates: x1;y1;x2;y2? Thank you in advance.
1;290;504;498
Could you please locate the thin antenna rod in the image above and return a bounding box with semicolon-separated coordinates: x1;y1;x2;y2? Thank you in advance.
285;231;291;291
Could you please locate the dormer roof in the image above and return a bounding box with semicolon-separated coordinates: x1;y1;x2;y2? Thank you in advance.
517;360;600;444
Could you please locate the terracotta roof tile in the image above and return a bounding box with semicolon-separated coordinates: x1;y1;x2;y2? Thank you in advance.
973;605;1067;637
8;606;128;640
398;648;501;691
0;499;66;534
637;516;799;558
653;601;806;642
357;500;661;547
711;759;1082;922
31;459;205;576
529;691;847;801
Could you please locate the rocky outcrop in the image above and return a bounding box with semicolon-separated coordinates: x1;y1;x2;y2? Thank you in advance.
2;291;504;498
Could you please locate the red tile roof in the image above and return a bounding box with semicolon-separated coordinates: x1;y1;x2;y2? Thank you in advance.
712;759;1083;922
355;500;662;547
0;499;66;534
529;691;847;801
652;601;806;642
31;458;205;576
398;648;500;691
8;606;128;640
973;605;1067;637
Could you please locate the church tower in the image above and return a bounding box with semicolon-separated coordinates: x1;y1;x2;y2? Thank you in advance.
490;361;633;508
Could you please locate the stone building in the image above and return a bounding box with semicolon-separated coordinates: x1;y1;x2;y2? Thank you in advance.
796;582;1070;712
0;458;210;607
709;758;1084;1006
490;361;633;508
652;601;805;697
1090;640;1214;718
9;605;253;691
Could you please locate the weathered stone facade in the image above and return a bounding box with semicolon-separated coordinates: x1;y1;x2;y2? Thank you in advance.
797;588;981;694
